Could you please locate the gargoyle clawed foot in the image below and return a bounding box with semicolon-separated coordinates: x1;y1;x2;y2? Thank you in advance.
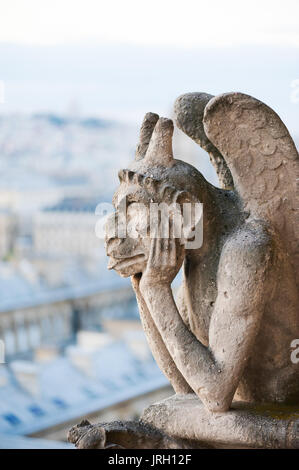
67;419;195;449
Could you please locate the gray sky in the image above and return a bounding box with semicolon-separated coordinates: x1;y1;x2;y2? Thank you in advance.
0;1;298;134
1;0;299;47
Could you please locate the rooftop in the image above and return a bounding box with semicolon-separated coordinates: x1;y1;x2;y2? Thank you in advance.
0;338;168;436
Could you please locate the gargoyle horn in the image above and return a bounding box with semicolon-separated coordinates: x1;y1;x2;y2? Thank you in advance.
143;117;174;166
135;112;159;160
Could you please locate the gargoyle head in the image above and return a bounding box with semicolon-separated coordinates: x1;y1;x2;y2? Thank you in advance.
105;114;206;277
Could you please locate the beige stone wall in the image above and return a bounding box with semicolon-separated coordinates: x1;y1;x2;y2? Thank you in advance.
33;211;101;258
0;286;134;356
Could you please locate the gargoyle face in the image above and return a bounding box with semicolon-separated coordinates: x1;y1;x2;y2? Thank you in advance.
105;186;151;277
105;114;175;278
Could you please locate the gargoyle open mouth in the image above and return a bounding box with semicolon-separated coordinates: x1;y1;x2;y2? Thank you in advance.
107;254;145;271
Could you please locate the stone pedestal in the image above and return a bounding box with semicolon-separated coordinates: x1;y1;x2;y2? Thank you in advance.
141;394;299;449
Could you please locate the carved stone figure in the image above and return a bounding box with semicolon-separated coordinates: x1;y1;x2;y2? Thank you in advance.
68;92;299;449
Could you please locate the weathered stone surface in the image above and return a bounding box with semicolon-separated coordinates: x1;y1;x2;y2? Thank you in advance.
69;92;299;449
141;394;299;449
67;418;198;449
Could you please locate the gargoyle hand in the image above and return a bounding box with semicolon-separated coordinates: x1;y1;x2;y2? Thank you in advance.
140;236;184;291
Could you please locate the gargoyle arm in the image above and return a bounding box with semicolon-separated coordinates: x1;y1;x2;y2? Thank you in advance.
140;223;272;412
131;275;193;394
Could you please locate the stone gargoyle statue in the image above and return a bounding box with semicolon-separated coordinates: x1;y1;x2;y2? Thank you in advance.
68;92;299;449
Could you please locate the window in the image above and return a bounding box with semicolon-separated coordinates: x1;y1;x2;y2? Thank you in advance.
3;413;21;426
52;397;68;408
28;405;45;417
